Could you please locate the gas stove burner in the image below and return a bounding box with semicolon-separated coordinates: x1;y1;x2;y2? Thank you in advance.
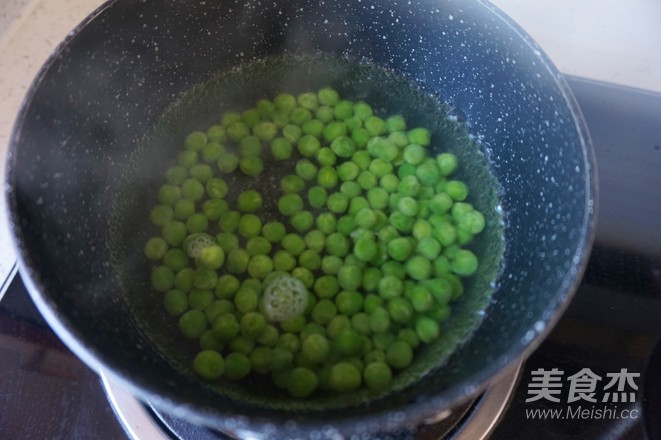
101;361;521;440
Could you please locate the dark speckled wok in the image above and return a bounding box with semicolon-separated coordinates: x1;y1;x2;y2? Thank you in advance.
6;0;596;437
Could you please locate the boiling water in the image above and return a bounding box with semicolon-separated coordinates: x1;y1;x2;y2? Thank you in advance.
110;54;505;409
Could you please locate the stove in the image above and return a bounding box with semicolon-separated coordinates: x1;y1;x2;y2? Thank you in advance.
1;76;660;439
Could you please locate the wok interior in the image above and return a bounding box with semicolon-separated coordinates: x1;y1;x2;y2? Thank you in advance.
8;0;593;432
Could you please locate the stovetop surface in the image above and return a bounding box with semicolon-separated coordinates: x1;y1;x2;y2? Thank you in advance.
1;76;660;440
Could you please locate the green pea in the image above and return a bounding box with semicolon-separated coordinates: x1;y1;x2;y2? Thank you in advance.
291;267;315;289
302;119;324;137
382;261;406;280
291;211;314;233
185;213;208;233
257;324;281;347
255;121;280;142
406;255;433;280
336;215;357;236
199;142;224;163
318;87;339;105
378;276;403;299
290;107;313;125
368;159;393;178
228;335;256;355
193;350;224;380
386;340;413;369
287;367;319;398
325;232;350;257
164;289;188;316
403;144;426;165
298;135;321;158
188;289;214;311
446;180;469;201
189;164;213;183
367;187;389;210
321;255;343;275
144;237;168;260
314;147;336;167
387;297;413;324
216;231;239;253
389;211;414;233
174;268;194;292
314;276;340;299
150;205;174;226
178;309;208;339
206;125;226;143
317;166;339;189
295;159;318;181
226;248;250;274
416;316;440;343
274;93;298;113
397;196;419;217
185;131;207;151
178;150;198;168
348;312;370;335
218;210;240;232
279;175;303;194
240;311;267;339
327;192;349;214
272;111;289;128
364;362;392;392
323;121;348;143
301;333;330;363
281;234;306;256
234;287;259;313
315;105;335;123
273;250;296;272
330;136;355;158
221;111;241;126
245;236;271;256
335;290;363;316
213;275;239;301
328;362;361;392
307;186;328;209
388;131;409;148
239;135;262;157
371;138;399;163
151;265;174;292
204;300;235;324
295;248;320;271
162;221;187;246
241;108;261;127
163;248;189;271
338;185;361;204
432;221;457;246
204;178;227;200
298;92;318;110
357;268;378;293
337;265;363;291
237;190;263;212
407;127;431;146
357;170;377;191
262;221;286;243
416;160;441;186
158;184;181;206
450;249;479;276
417;237;441;260
226;121;250;142
271;137;293;160
239;156;264;176
217;151;239;174
212;313;240;340
398;175;420;197
354;236;378;262
238;214;262;238
282;124;302;143
278;193;304;216
225;352;251;380
364;116;386;136
436;152;458;175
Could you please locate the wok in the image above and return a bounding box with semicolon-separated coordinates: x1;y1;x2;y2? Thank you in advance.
6;0;596;437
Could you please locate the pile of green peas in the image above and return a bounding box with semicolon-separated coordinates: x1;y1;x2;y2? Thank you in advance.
144;87;486;398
